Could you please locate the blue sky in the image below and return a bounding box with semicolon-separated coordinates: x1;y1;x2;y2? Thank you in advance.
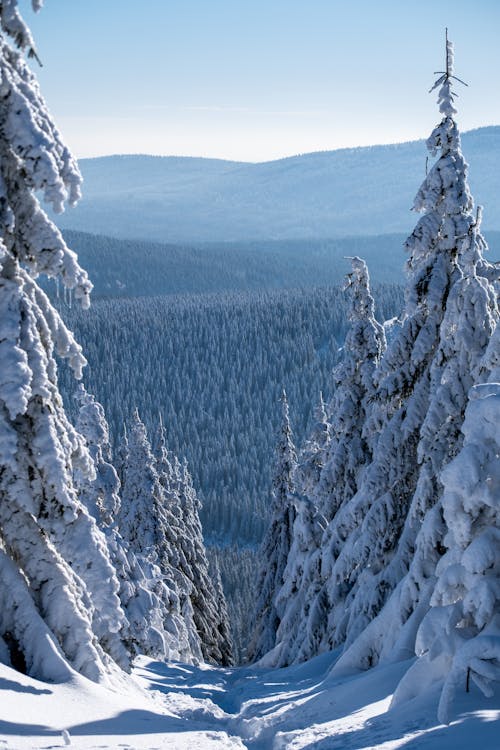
22;0;500;161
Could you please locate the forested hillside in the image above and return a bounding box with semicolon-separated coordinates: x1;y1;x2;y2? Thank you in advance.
61;286;401;543
51;127;500;243
58;230;415;296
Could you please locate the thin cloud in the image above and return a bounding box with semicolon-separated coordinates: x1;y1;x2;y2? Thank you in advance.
141;104;324;117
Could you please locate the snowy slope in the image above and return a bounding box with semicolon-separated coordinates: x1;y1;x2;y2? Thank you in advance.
1;652;498;749
50;127;500;243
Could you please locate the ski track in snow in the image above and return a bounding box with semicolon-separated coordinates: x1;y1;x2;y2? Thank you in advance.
0;653;499;749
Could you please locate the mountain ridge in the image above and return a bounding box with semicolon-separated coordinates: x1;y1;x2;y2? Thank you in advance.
53;125;500;243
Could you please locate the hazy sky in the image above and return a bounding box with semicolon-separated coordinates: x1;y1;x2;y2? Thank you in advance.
21;0;500;162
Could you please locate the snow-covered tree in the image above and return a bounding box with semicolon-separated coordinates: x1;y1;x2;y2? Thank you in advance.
248;390;297;662
332;36;499;673
208;552;235;666
272;494;327;667
118;410;201;663
392;322;500;723
154;419;234;665
267;257;385;665
318;256;386;526
0;1;131;682
74;387;166;660
74;383;120;526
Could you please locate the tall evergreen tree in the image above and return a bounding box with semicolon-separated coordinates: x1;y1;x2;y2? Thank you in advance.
268;258;386;665
248;390;297;662
0;1;128;682
333;36;499;674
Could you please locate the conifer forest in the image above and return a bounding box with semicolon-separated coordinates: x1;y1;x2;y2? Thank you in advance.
0;3;498;748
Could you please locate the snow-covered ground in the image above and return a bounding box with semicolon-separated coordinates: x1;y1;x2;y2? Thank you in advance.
1;652;499;750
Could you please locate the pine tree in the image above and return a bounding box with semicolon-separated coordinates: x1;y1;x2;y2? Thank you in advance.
248;390;297;662
74;387;166;660
154;419;234;665
272;493;327;667
74;383;120;527
118;410;202;663
333;35;499;674
318;256;386;526
0;2;128;682
269;258;386;665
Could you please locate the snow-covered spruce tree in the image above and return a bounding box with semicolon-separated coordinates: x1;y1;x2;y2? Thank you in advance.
0;1;130;682
118;410;202;663
269;257;386;666
74;383;120;527
154;418;234;665
248;390;297;663
332;36;499;673
74;386;167;660
392;323;500;723
317;256;386;526
272;493;327;667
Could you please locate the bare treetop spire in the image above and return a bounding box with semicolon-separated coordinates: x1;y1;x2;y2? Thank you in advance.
430;30;467;118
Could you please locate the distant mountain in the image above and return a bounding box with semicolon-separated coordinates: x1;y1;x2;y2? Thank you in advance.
52;127;500;243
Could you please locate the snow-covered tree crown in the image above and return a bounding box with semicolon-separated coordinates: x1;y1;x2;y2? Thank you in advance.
343;256;376;322
0;0;91;306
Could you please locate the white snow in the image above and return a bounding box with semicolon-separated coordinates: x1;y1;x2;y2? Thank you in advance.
1;651;498;749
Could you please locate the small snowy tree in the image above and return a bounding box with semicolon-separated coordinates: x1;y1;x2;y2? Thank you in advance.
208;552;235;666
118;410;201;663
0;1;129;682
272;494;327;667
248;390;297;662
74;387;168;660
74;383;120;526
154;419;234;665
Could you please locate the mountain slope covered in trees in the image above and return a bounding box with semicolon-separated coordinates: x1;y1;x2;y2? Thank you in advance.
61;286;403;546
51;127;500;243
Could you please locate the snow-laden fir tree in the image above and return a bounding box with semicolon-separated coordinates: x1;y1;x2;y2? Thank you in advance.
74;387;168;659
318;258;386;523
266;257;385;665
247;390;297;663
271;494;327;667
332;35;499;674
74;384;119;527
154;419;234;665
392;322;500;723
0;0;131;682
118;410;202;663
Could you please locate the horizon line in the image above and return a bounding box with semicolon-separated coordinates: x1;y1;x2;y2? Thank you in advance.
75;124;499;166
